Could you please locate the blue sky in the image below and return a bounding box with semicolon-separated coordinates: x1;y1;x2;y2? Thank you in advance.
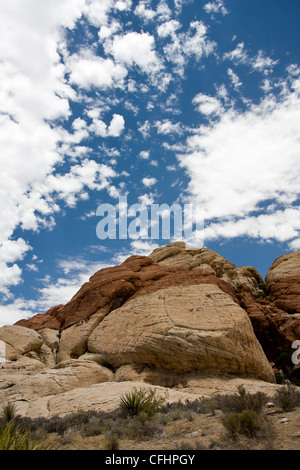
0;0;300;326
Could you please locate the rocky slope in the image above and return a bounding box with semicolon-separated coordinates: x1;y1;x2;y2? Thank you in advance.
0;242;299;418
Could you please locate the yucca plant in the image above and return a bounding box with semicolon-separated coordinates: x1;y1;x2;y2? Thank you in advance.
119;388;165;417
1;403;17;423
120;388;149;416
0;424;42;450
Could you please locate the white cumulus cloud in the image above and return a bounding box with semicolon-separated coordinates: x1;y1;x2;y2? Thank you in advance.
69;54;128;90
178;70;300;246
104;31;160;74
142;177;158;188
90;114;125;138
192;93;223;116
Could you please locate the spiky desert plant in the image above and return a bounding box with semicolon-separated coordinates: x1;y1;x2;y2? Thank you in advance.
119;387;165;417
1;403;17;423
0;424;42;450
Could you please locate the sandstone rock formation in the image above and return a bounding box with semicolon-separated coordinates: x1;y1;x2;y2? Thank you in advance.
149;242;265;295
88;284;274;382
0;242;299;418
0;325;43;360
0;359;113;404
16;254;237;331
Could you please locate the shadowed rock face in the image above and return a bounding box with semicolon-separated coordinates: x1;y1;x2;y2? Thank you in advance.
236;284;299;359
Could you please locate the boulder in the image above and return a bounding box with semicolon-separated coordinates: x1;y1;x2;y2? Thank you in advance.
150;242;265;296
230;266;264;294
149;241;236;278
57;312;105;363
37;328;60;350
0;360;114;410
265;251;300;314
150;243;300;376
88;284;275;383
16;305;64;330
0;325;43;361
265;250;300;285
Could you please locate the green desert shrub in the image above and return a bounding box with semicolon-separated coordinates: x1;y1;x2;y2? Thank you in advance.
221;409;264;439
273;381;299;411
122;413;163;440
212;385;267;414
81;416;103;437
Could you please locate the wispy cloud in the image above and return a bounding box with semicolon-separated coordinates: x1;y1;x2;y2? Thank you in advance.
223;42;279;75
155;119;184;135
227;68;242;90
157;19;216;77
0;0;299;323
204;1;229;18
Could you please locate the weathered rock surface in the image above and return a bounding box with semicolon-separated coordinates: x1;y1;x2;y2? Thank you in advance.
17;305;65;330
265;250;300;313
265;250;300;285
0;360;114;411
0;325;44;361
56;312;105;363
149;242;235;275
6;381;202;419
149;242;264;295
2;378;281;419
15;254;237;332
236;285;290;359
88;284;275;383
38;328;60;350
151;243;300;374
235;250;300;374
